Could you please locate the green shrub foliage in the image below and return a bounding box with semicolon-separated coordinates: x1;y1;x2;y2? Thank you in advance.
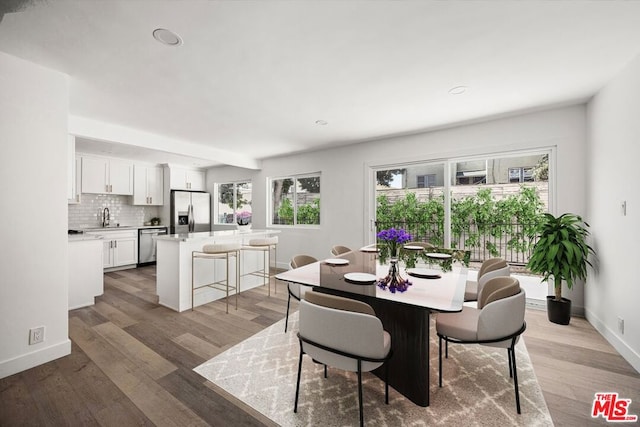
377;186;545;258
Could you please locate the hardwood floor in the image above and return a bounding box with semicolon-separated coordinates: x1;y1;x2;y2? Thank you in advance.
1;266;639;426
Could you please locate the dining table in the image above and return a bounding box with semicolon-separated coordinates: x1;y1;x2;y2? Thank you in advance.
275;247;467;407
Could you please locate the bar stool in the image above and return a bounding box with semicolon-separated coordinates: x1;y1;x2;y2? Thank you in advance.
242;236;278;296
192;242;241;313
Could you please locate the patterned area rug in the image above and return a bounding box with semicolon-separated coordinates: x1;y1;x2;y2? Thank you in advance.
194;312;553;426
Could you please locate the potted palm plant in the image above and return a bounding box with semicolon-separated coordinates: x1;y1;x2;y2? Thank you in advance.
526;213;596;325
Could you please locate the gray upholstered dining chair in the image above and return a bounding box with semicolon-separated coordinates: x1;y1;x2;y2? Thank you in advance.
295;290;392;427
330;245;351;256
284;254;318;333
464;257;510;302
436;276;526;413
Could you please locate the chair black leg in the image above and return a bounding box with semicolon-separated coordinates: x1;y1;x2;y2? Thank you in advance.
294;347;304;413
445;339;449;359
285;293;291;333
511;342;521;414
357;360;364;427
508;348;513;378
385;361;389;404
438;335;443;387
324;364;327;378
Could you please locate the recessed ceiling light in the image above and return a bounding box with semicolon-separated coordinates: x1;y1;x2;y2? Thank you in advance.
153;28;183;46
448;86;467;95
315;120;328;126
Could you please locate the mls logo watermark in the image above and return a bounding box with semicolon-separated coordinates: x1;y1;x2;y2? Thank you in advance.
592;393;638;422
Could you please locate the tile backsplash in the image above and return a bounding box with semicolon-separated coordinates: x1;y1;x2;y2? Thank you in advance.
68;194;161;229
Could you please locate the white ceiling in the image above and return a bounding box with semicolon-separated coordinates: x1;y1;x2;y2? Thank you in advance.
2;1;640;168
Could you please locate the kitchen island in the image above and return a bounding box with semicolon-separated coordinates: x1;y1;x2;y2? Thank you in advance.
156;229;280;312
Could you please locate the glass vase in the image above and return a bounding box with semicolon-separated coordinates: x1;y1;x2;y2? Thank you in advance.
378;257;411;293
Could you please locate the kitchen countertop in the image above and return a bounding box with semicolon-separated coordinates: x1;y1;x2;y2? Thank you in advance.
156;229;279;243
70;225;168;233
68;234;103;242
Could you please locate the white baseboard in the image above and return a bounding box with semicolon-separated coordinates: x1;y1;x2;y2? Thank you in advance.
525;296;586;317
585;308;640;374
0;339;71;379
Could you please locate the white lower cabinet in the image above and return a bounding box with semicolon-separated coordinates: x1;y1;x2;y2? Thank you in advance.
68;237;104;309
86;229;138;269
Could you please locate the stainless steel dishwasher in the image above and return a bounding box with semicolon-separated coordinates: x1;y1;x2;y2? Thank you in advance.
138;227;168;266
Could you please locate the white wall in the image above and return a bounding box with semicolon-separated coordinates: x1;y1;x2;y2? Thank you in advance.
0;52;71;378
208;105;588;308
586;54;640;372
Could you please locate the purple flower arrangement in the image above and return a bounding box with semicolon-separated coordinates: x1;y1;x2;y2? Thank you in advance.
376;227;412;257
376;228;413;293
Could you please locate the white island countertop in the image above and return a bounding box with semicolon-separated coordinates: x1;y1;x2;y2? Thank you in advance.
156;229;279;243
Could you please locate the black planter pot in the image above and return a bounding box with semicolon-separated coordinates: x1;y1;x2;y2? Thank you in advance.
547;296;572;325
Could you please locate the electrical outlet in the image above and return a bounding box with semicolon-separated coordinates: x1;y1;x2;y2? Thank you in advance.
29;326;45;345
618;317;624;335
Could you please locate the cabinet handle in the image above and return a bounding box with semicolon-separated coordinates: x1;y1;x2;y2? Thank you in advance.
106;184;109;192
149;196;152;204
114;241;117;248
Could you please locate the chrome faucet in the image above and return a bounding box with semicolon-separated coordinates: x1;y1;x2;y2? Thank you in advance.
102;207;110;227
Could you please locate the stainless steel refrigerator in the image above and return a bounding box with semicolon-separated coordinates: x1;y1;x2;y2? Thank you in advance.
170;190;211;233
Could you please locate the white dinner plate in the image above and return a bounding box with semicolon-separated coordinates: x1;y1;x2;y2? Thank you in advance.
426;252;452;259
359;246;379;253
343;272;377;284
407;268;441;279
403;245;424;251
325;258;349;266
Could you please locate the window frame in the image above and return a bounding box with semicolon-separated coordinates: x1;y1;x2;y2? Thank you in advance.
213;180;252;225
367;147;554;247
269;172;321;228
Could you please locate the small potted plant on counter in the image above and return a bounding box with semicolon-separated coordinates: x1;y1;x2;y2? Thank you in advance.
526;212;596;325
236;211;252;230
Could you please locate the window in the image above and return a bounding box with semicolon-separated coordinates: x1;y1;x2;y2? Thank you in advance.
374;151;550;264
271;174;321;226
454;160;487;185
509;167;535;183
215;181;252;225
416;174;436;188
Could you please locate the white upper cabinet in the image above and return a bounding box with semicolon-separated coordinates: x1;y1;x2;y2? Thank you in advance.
169;166;205;191
68;155;82;204
134;164;164;205
82;155;134;195
67;136;82;204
